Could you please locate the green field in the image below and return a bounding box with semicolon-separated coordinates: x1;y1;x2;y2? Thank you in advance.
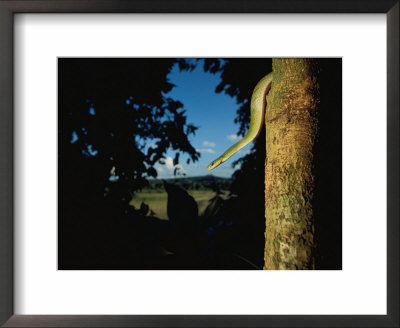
130;190;224;220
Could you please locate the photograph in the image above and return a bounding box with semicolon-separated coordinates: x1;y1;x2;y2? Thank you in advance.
58;58;342;270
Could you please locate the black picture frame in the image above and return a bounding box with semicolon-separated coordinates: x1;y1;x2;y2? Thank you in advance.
0;1;398;327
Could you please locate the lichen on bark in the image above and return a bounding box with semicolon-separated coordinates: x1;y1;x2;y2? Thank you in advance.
264;58;319;270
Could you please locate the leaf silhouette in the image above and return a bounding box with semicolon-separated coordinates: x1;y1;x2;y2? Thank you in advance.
163;180;198;229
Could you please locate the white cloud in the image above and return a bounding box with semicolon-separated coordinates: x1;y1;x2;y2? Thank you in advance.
203;141;216;148
227;134;240;142
165;156;174;170
196;148;216;154
162;156;185;175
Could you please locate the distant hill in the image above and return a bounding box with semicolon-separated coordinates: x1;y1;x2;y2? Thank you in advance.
145;174;232;191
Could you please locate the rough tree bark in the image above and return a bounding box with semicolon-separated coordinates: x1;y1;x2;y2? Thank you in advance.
264;58;320;270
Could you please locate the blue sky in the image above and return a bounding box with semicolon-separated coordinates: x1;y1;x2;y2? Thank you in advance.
154;61;248;179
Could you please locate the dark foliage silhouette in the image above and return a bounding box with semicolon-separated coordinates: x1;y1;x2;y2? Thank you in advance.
58;59;200;269
58;58;272;269
164;180;198;228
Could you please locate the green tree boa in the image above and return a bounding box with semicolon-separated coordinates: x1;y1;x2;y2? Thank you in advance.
207;72;273;170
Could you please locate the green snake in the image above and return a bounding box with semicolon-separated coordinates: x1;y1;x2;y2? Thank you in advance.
207;72;273;171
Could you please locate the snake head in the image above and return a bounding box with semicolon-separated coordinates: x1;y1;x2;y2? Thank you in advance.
207;159;222;171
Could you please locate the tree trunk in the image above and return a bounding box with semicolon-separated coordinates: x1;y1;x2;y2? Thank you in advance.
264;58;319;270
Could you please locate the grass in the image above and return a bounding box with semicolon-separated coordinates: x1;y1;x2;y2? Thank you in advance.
130;189;226;220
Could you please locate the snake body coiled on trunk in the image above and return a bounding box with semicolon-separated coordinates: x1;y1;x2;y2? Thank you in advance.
207;72;273;170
